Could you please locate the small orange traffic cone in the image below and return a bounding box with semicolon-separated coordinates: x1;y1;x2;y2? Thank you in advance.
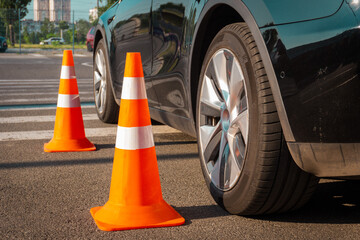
90;52;185;231
44;50;96;152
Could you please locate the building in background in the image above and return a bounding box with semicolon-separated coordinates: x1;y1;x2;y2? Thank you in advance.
34;0;71;22
34;0;49;21
89;7;98;22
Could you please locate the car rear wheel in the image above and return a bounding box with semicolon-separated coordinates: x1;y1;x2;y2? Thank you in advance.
93;38;119;123
196;23;318;215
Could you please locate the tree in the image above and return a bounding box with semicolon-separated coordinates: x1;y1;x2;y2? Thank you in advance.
63;28;76;43
29;31;38;44
0;0;31;45
75;19;91;43
59;21;69;31
22;25;30;43
96;0;117;22
39;18;55;40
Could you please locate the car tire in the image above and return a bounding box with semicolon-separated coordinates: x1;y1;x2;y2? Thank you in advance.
93;38;119;123
196;23;318;215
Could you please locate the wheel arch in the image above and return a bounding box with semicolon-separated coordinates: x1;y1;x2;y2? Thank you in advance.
189;0;295;142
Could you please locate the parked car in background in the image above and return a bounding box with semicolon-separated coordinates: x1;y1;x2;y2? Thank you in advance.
93;0;360;215
0;36;7;52
86;27;95;52
40;37;65;45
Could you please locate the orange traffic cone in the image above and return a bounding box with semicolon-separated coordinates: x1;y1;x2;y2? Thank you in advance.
44;50;96;152
90;52;185;231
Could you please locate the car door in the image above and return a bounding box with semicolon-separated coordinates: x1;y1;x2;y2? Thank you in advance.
108;0;159;107
151;0;192;118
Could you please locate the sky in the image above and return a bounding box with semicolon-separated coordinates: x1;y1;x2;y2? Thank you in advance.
25;0;105;21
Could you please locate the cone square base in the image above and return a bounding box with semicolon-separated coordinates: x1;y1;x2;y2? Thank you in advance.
90;200;185;231
44;137;96;152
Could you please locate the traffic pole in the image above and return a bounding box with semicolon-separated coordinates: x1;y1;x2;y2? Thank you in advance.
72;10;74;54
19;9;21;54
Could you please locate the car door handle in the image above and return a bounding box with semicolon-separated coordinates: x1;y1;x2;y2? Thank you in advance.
107;16;115;25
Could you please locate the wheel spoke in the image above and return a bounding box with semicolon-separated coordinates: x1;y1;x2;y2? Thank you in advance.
212;51;230;104
96;50;104;75
200;75;222;117
210;131;231;189
229;60;246;121
230;108;248;145
227;130;245;170
200;122;222;159
99;84;106;112
94;71;101;90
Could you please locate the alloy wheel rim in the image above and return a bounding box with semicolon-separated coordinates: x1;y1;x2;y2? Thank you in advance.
94;48;107;114
198;48;249;191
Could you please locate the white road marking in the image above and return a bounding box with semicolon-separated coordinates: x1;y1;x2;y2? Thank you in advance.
30;54;48;58
0;78;92;82
0;85;59;89
0;97;94;103
0;105;94;112
0;91;92;96
81;62;93;68
0;125;180;141
0;82;90;87
0;114;99;124
54;54;88;57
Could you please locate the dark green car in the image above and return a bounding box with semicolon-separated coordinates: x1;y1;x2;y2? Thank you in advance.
93;0;360;215
0;36;7;53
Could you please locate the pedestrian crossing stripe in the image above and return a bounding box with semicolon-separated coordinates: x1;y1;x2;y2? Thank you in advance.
0;125;180;141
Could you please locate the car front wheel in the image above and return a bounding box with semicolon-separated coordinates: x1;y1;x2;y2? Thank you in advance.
93;38;119;123
196;23;318;215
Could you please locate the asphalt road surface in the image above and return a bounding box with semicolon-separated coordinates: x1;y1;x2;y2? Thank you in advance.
1;52;360;239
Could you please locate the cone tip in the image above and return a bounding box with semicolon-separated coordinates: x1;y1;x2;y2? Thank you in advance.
124;52;144;78
62;50;74;66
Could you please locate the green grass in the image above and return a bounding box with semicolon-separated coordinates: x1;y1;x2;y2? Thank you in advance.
9;43;86;49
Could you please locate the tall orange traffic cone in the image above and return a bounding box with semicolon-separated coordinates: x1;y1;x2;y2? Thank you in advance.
44;50;96;152
90;52;185;231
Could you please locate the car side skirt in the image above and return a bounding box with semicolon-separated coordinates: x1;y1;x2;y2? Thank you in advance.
150;107;196;137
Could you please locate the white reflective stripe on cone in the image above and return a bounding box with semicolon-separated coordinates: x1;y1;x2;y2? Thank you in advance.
116;125;154;150
121;77;147;100
60;66;76;79
57;94;81;108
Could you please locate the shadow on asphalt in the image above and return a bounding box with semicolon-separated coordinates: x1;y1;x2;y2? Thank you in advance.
155;141;197;146
252;180;360;223
91;140;197;150
0;152;198;169
0;158;112;169
95;143;115;150
174;204;229;225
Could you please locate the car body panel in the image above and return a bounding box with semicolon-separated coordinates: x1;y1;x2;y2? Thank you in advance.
345;0;360;23
95;0;360;176
261;3;360;143
151;1;191;118
104;0;159;108
243;0;344;27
